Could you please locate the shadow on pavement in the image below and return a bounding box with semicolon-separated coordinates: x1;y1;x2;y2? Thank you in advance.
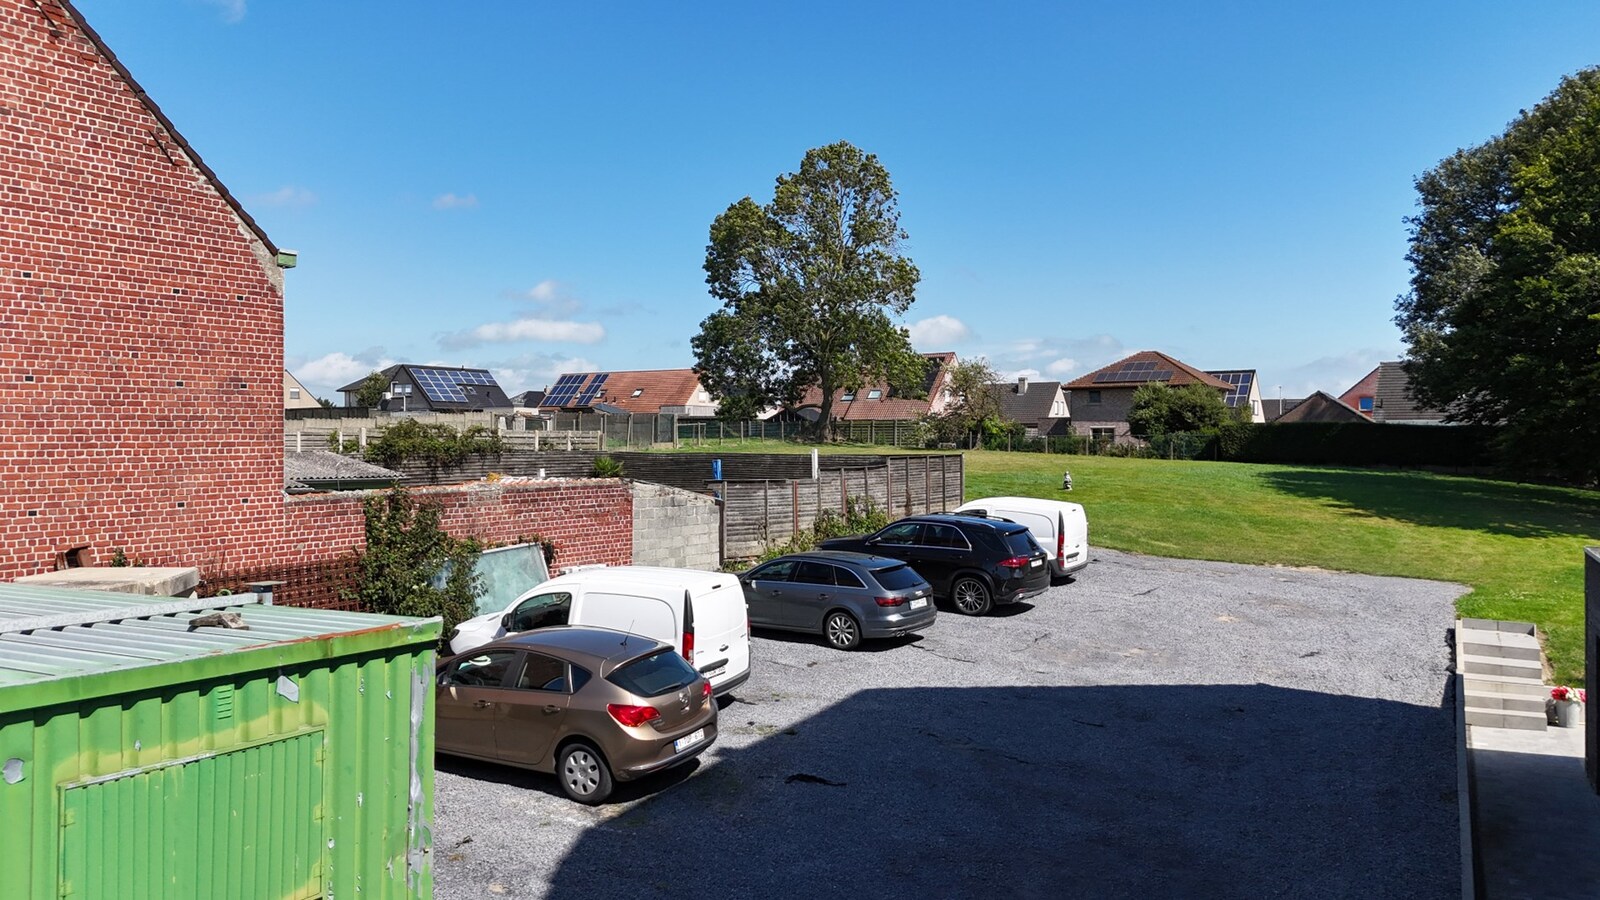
545;683;1457;900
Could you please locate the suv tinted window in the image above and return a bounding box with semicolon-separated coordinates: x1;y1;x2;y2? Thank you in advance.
1002;529;1041;556
923;524;969;549
874;522;922;545
872;564;924;590
608;649;700;698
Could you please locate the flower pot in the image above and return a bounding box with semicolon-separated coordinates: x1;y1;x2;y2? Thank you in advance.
1556;700;1583;728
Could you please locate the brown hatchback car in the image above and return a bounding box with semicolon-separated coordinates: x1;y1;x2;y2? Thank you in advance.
435;626;718;804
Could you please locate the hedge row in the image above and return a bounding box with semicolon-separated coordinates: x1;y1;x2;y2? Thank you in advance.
1211;422;1498;468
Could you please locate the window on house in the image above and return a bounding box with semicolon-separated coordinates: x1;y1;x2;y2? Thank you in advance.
1088;391;1102;404
841;392;856;401
289;388;300;399
631;388;643;397
1358;396;1374;412
867;389;882;400
1090;427;1115;442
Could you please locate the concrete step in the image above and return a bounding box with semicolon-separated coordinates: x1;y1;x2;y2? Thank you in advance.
1460;629;1542;662
1465;691;1548;714
1462;673;1550;697
1459;653;1543;679
1464;705;1548;731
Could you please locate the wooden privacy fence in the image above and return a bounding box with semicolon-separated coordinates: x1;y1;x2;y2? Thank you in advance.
715;455;964;560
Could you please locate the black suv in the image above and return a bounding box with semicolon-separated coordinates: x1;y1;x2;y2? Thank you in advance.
818;514;1050;615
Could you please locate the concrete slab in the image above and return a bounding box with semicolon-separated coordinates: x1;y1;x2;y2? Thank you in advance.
1470;723;1600;899
11;566;200;596
1460;653;1544;678
1465;706;1549;730
1462;630;1543;661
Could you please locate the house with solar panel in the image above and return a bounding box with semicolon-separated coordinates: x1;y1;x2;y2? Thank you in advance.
1204;369;1266;423
1063;351;1234;443
337;364;512;412
542;369;718;417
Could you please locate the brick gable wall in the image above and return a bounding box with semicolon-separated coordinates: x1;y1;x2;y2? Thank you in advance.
0;2;638;580
0;1;286;576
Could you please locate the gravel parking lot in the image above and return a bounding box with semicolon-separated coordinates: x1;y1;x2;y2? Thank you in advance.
434;549;1465;900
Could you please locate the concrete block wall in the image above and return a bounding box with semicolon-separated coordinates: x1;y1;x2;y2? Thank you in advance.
630;482;720;571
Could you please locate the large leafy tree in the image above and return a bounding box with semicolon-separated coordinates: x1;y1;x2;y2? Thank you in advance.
1127;383;1230;438
927;357;1005;446
693;142;926;437
353;370;389;408
1395;68;1600;481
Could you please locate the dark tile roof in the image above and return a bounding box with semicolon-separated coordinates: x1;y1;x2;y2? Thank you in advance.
1066;351;1232;390
1272;391;1370;424
986;379;1064;425
1260;398;1303;422
1372;362;1450;423
338;364;511;411
510;390;545;408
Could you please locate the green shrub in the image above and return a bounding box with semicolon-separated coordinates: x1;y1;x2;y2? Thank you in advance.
590;455;625;478
345;486;483;649
753;496;891;563
361;419;503;470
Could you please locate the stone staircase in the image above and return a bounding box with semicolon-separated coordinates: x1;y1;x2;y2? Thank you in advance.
1457;619;1548;731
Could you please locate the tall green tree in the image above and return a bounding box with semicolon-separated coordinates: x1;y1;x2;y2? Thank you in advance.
1127;383;1230;437
693;141;925;438
1395;68;1600;482
353;370;389;408
927;357;1005;446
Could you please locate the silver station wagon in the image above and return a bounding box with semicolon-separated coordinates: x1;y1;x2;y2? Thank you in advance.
739;550;937;650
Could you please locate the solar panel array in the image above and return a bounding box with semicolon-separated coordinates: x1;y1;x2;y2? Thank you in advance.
1093;360;1174;384
545;372;614;408
1208;370;1254;408
544;373;585;407
409;367;497;404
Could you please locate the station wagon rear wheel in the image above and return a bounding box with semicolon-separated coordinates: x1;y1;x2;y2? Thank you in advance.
557;742;614;805
824;611;861;650
952;577;993;616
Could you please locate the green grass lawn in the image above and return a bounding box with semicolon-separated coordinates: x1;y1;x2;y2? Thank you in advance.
965;451;1600;685
645;438;1600;683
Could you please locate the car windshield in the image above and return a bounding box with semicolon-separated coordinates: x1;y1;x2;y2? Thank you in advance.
607;649;700;698
872;564;925;590
1003;529;1040;556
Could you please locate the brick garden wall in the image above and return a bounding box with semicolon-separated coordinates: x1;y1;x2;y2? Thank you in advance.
279;480;634;575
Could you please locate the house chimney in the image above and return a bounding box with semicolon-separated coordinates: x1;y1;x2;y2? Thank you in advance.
1017;375;1029;395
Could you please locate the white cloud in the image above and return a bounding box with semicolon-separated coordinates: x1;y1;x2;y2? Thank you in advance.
202;0;246;23
290;350;398;400
907;315;972;348
1264;348;1397;401
252;185;316;208
484;354;599;395
1004;368;1044;382
440;317;605;350
513;280;582;316
1045;357;1079;377
525;280;558;302
432;193;479;211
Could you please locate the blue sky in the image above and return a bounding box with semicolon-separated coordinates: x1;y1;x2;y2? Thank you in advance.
78;1;1600;402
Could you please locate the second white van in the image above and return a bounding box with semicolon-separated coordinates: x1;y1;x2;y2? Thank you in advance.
449;566;752;696
953;496;1089;579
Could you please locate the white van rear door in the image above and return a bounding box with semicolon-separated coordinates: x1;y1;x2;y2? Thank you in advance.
573;591;678;647
691;583;750;687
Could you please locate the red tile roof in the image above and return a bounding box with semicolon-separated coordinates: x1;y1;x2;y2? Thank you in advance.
1064;351;1232;390
796;352;956;421
548;369;705;414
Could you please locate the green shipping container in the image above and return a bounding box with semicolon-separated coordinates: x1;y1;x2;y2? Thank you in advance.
0;584;441;900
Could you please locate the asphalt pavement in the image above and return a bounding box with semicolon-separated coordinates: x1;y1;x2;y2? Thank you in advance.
433;548;1466;900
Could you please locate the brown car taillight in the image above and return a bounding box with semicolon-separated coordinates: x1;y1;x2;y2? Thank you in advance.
607;703;661;727
875;596;906;607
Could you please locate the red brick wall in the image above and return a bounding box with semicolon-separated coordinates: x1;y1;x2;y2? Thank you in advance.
280;481;634;574
0;1;285;577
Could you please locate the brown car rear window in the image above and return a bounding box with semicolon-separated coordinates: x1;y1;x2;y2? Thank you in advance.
607;649;699;698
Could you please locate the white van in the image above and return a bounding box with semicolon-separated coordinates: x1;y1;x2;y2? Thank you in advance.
449;566;752;696
954;496;1089;579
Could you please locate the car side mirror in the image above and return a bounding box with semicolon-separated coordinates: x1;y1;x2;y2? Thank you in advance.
437;671;452;687
500;612;514;630
864;536;880;546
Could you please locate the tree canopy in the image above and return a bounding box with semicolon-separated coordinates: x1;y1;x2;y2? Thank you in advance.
692;141;926;436
1127;383;1231;438
926;357;1005;447
1395;68;1600;482
353;371;389;408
